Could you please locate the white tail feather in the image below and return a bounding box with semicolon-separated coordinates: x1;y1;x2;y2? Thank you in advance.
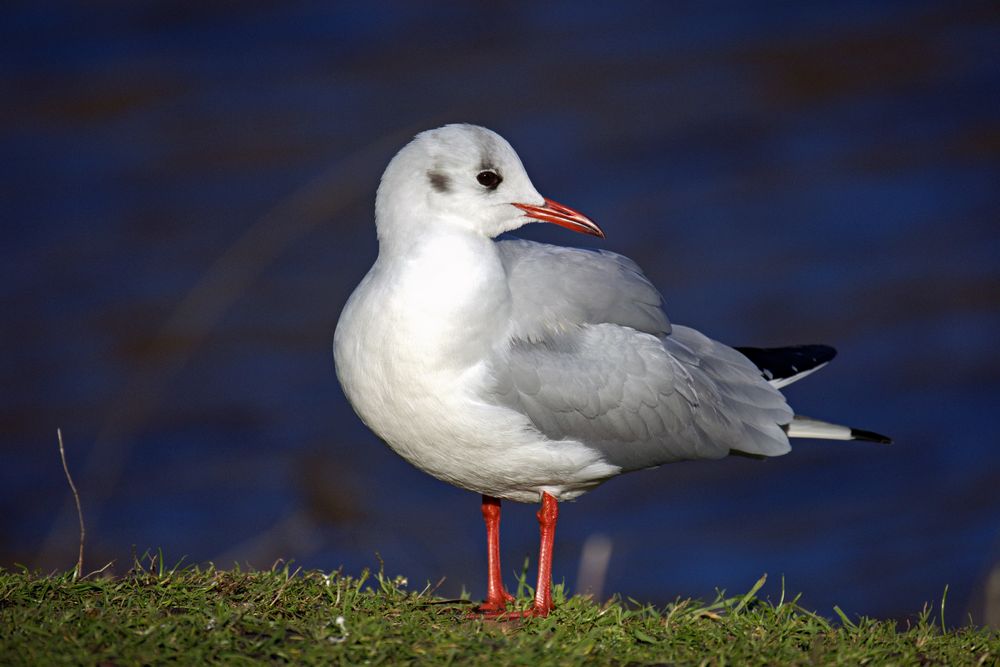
784;415;853;440
768;362;829;389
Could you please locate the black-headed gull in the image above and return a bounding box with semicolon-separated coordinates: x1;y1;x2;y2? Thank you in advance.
333;124;889;618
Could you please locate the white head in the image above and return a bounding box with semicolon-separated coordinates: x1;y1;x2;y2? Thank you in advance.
374;124;603;249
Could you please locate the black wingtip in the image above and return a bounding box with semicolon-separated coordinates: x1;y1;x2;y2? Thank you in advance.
812;344;838;364
735;344;838;383
850;428;893;445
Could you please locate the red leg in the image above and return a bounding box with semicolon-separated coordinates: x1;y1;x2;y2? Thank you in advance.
472;495;514;613
529;491;559;617
484;491;559;620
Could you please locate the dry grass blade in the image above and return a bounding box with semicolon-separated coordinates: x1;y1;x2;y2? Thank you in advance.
56;428;85;580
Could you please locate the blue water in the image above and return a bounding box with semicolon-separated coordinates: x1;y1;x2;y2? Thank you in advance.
2;1;999;625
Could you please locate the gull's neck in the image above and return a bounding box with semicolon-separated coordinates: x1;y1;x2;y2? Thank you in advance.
370;223;511;369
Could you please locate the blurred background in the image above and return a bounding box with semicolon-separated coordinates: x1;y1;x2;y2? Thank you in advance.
3;1;999;626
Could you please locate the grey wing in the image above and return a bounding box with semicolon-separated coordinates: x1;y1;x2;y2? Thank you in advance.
497;238;670;342
488;324;793;470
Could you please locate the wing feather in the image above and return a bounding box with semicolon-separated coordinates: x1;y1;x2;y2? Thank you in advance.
488;324;793;471
498;239;670;341
490;238;793;468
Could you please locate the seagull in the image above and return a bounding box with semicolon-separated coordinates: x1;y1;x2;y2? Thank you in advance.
333;124;890;618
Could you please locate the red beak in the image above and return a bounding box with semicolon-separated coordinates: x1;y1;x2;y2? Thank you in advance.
512;198;605;238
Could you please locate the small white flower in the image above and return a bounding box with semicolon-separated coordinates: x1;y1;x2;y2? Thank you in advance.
328;615;349;644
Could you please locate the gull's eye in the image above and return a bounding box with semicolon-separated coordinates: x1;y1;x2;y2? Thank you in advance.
476;170;502;190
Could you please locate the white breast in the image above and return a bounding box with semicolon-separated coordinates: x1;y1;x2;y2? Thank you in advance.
334;232;618;502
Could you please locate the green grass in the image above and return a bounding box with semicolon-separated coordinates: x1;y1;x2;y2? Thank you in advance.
1;561;996;666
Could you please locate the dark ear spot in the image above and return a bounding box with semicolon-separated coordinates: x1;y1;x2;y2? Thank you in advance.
427;171;451;193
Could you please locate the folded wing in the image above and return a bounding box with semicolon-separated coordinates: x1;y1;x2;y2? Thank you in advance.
489;244;795;469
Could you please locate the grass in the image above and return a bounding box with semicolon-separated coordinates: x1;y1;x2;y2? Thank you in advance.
1;560;996;666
